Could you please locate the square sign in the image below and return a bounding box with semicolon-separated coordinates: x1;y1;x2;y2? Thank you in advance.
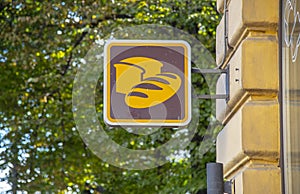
103;40;191;127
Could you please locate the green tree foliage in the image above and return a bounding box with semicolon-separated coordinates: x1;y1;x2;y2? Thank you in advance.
0;0;220;193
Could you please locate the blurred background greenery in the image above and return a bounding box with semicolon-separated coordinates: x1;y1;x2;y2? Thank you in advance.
0;0;221;193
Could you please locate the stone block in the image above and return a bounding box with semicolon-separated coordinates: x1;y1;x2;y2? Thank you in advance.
217;100;279;172
228;0;279;46
216;36;278;122
216;0;279;64
234;165;281;194
217;0;225;13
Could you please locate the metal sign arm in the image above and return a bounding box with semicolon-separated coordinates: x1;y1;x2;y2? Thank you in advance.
192;67;229;101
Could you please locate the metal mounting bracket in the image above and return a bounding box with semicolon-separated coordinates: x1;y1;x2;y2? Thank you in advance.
192;67;229;102
191;0;231;102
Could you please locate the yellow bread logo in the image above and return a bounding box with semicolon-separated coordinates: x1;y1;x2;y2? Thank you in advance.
114;57;181;108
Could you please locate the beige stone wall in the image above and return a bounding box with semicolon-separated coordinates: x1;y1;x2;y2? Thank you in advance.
215;0;281;193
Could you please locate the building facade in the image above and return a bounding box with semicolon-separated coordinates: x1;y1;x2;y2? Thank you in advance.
215;0;300;193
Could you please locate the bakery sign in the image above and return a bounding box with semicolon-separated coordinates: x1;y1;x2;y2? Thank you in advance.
103;40;191;127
